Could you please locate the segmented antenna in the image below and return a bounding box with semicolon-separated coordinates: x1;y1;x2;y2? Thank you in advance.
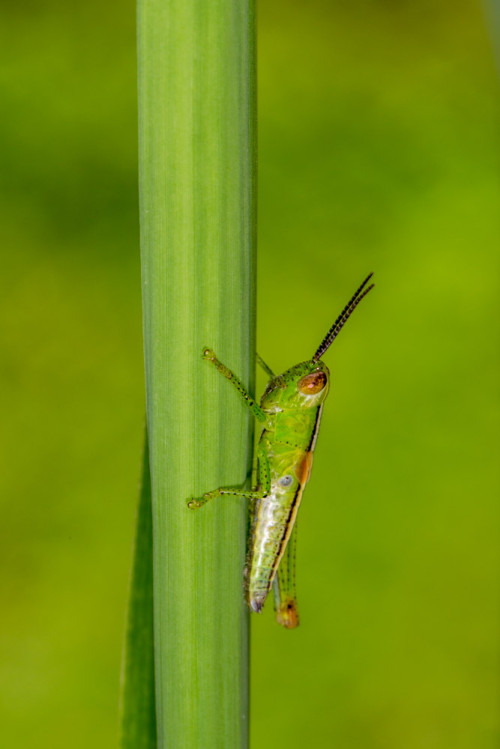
312;272;374;362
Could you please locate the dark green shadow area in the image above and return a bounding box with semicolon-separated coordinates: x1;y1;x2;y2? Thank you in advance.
120;432;156;749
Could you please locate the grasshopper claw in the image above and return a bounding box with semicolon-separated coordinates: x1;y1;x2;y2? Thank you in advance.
201;347;215;361
187;497;205;510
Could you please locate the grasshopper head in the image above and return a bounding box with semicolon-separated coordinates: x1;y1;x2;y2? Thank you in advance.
261;359;330;411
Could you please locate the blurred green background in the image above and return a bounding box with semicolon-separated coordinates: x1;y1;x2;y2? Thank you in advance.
1;1;498;747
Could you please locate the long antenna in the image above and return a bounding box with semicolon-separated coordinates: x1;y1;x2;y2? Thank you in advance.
312;273;374;362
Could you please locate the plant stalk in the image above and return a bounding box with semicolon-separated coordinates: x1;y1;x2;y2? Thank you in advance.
137;0;256;746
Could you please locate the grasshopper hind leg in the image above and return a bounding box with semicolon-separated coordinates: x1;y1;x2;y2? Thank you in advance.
272;522;300;629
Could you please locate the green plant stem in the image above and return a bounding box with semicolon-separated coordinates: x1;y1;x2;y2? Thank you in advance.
137;1;256;747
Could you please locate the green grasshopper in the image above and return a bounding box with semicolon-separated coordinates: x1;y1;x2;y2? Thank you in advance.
188;273;374;627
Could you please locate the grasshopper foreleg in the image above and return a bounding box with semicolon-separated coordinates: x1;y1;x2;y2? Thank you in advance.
201;348;267;423
187;445;271;510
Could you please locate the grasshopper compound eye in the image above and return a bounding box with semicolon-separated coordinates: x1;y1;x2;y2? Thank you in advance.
298;371;327;395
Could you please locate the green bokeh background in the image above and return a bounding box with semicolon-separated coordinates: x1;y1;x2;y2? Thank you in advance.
1;1;498;747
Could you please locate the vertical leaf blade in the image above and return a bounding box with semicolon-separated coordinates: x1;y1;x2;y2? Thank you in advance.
137;1;256;746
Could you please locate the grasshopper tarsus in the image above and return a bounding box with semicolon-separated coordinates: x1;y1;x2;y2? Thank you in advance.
202;346;215;361
187;498;205;510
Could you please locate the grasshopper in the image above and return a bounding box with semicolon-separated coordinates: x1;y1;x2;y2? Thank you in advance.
188;273;374;627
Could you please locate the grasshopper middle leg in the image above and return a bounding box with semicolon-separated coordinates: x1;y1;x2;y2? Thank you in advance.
187;446;271;510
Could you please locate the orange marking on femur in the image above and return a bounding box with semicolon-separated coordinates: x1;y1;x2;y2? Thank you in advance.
297;451;313;485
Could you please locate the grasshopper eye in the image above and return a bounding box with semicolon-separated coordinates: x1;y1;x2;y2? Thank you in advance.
298;371;326;395
278;475;293;487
